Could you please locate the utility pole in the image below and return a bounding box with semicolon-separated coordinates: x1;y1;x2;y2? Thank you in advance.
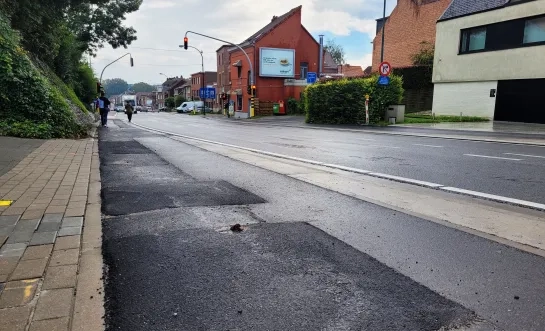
180;45;205;116
184;31;254;118
380;0;386;63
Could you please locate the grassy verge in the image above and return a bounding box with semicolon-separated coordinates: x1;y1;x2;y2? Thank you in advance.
404;114;490;124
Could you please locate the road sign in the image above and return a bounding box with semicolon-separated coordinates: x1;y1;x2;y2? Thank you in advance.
199;87;216;99
378;76;390;85
379;61;392;76
307;72;317;84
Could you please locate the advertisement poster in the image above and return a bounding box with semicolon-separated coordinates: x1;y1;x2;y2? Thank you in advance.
259;48;295;78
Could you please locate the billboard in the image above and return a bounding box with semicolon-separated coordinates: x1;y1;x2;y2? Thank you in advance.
259;48;295;78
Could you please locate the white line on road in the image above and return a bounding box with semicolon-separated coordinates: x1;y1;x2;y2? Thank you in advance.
130;122;545;211
504;153;545;159
413;143;443;148
464;154;523;161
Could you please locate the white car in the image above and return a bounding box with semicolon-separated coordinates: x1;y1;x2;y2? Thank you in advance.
177;101;204;113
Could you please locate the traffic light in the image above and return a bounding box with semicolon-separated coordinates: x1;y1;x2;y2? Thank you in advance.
251;85;256;96
96;82;101;94
247;85;251;94
183;37;188;50
130;57;134;67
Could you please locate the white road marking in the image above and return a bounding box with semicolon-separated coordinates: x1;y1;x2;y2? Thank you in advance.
413;143;443;148
504;153;545;159
130;122;545;211
464;154;523;161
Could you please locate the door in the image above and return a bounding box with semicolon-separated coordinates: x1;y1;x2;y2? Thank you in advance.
495;79;545;123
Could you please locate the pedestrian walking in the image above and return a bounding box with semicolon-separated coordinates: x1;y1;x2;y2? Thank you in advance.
224;101;230;118
124;101;134;123
98;92;111;127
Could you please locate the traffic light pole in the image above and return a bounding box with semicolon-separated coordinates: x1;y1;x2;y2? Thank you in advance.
184;31;255;118
185;45;205;116
99;53;134;83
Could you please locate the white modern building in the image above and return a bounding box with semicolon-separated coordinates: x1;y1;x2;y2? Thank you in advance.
432;0;545;123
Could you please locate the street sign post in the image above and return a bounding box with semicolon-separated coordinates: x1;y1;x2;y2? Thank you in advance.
378;76;390;85
365;94;370;125
379;61;392;77
199;87;216;99
307;72;317;84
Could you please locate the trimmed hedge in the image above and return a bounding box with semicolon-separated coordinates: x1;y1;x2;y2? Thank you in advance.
303;75;404;124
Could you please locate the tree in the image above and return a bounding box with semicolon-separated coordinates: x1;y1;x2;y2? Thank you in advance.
411;41;434;66
324;39;346;65
103;78;129;97
165;97;175;109
175;95;186;107
132;82;155;93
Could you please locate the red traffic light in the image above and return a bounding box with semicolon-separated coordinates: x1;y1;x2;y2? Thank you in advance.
183;37;188;50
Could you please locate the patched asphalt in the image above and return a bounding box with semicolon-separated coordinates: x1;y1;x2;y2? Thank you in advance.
100;120;481;331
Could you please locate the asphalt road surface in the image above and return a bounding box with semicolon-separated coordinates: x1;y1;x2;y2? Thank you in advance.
100;119;545;331
129;113;545;204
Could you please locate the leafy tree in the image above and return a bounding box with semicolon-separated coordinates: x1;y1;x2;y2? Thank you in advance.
132;82;155;93
73;62;98;107
175;95;186;107
411;41;434;66
324;39;346;65
103;78;129;97
165;97;175;108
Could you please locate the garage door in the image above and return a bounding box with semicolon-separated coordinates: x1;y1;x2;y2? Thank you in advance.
495;78;545;123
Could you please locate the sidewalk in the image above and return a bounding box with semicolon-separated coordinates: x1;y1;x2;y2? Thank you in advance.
0;135;103;331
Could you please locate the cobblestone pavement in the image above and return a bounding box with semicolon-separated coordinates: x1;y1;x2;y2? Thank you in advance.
0;137;104;331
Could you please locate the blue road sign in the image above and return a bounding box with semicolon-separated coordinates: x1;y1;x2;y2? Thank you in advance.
307;72;317;84
199;87;216;99
378;76;390;86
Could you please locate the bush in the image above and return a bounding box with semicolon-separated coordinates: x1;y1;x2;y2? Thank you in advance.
303;75;404;124
165;97;175;108
175;95;186;107
0;14;88;138
287;97;303;115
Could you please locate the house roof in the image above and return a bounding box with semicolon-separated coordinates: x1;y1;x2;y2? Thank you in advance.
323;51;338;69
439;0;510;21
341;65;365;78
231;5;302;50
216;44;231;52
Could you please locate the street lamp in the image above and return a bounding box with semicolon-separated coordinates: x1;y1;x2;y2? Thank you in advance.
159;73;168;81
159;73;169;109
180;44;205;116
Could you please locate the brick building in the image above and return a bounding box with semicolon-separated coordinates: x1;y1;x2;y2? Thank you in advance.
372;0;452;71
190;71;217;108
217;45;231;98
225;5;320;118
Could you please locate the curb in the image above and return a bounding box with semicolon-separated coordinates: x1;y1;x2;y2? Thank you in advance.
130;122;545;212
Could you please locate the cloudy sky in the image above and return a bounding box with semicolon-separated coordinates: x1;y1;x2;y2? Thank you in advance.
92;0;396;85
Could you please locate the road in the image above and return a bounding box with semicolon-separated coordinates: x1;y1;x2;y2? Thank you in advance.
129;113;545;205
100;118;545;331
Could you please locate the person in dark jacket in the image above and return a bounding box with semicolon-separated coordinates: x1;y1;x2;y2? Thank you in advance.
98;92;111;127
124;101;134;123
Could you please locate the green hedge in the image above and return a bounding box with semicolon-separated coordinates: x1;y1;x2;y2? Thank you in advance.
303;75;404;124
0;14;88;139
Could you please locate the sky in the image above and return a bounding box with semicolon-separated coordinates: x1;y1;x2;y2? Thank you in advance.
92;0;396;85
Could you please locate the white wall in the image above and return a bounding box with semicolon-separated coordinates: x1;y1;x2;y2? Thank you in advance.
432;81;498;118
433;0;545;83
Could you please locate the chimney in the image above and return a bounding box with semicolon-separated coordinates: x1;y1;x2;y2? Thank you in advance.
271;15;278;22
319;35;324;77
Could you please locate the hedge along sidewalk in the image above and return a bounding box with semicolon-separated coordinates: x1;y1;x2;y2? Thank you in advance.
0;134;104;331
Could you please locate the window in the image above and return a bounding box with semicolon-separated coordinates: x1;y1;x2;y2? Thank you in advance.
460;27;487;52
524;17;545;44
300;62;308;80
237;67;242;78
237;94;242;111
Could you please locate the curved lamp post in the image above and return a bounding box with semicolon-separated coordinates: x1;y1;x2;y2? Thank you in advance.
179;44;205;115
99;53;134;83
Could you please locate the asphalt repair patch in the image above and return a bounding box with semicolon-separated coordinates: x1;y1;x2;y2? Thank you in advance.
102;222;478;331
99;122;265;216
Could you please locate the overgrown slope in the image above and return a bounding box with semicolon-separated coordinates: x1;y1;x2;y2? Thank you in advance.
0;14;95;139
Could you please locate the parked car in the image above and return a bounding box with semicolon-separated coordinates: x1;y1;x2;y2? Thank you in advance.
196;106;213;113
115;106;124;112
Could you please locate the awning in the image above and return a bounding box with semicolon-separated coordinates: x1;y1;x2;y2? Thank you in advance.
232;89;242;95
232;60;242;67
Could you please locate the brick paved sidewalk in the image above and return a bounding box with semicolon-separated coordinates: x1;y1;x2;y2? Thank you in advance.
0;137;104;331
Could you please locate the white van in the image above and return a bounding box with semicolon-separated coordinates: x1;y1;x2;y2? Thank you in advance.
177;101;204;113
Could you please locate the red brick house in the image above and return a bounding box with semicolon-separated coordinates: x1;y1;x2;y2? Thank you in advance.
372;0;452;71
190;71;217;108
226;5;320;118
216;45;231;98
